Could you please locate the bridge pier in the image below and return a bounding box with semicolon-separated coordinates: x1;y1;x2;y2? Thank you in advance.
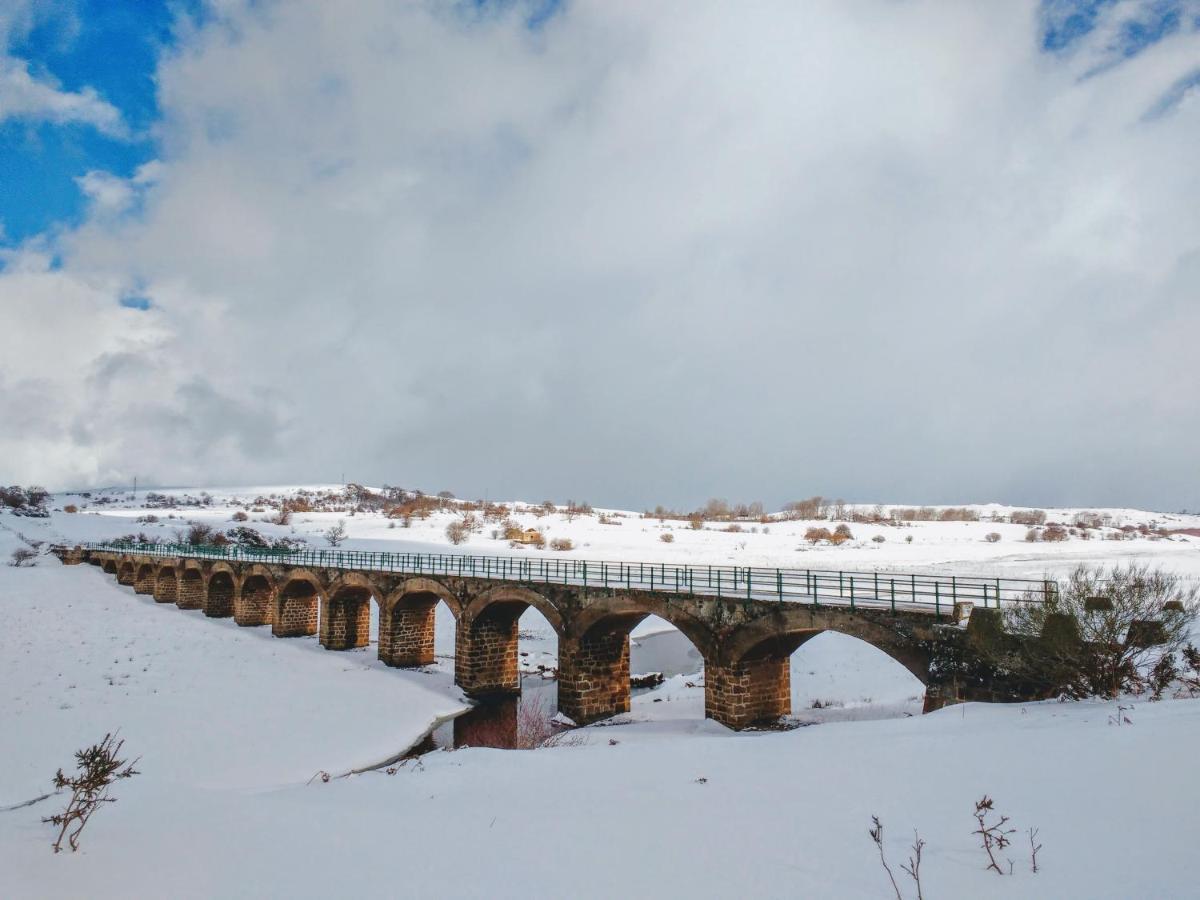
236;574;273;626
379;596;438;667
273;579;319;637
117;562;136;586
205;572;236;618
705;657;791;730
178;569;205;610
153;567;178;604
133;563;156;595
558;628;634;725
456;605;522;695
319;589;371;650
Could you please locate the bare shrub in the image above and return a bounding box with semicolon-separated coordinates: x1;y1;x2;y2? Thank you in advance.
324;519;348;546
689;514;704;530
1010;509;1046;526
938;507;979;522
1002;563;1200;698
804;527;831;545
549;537;574;551
1042;524;1068;542
63;504;78;514
834;524;853;540
972;795;1014;875
828;532;849;546
660;532;675;543
445;521;469;545
904;534;913;543
185;522;214;545
271;506;292;526
1024;528;1041;542
231;510;249;522
867;816;903;900
9;547;37;567
44;733;139;853
985;532;1001;543
871;534;886;543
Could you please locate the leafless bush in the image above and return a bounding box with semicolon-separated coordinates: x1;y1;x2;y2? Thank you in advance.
868;816;903;900
9;547;38;567
872;534;886;543
1042;524;1068;542
549;537;574;551
186;522;214;545
43;733;139;853
1003;563;1199;698
63;504;78;514
445;521;469;545
658;532;676;544
1011;509;1046;526
972;795;1014;875
231;510;248;522
985;532;1001;543
805;527;831;544
1025;527;1041;542
834;524;853;539
271;506;292;526
938;507;979;522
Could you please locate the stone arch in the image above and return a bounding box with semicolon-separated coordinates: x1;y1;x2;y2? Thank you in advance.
706;612;934;730
273;570;323;638
456;586;563;696
116;560;136;586
102;558;118;575
205;565;237;618
236;566;275;627
723;614;931;684
133;561;157;595
319;573;378;651
379;578;461;669
153;565;179;604
558;597;719;726
177;564;206;610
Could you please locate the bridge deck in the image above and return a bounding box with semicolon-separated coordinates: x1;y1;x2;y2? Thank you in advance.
83;542;1051;614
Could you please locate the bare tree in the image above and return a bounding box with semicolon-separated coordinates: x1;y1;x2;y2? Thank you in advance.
1004;563;1199;698
972;795;1014;875
9;547;38;567
324;519;348;547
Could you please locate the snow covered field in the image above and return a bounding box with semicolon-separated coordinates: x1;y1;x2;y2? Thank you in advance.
3;488;1199;897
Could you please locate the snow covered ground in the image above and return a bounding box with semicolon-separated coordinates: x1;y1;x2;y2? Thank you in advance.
2;489;1199;896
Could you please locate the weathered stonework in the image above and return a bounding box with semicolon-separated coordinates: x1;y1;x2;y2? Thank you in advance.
76;548;1087;730
319;588;371;650
177;569;205;610
236;574;273;626
379;595;438;667
153;567;178;604
273;579;319;637
205;571;236;618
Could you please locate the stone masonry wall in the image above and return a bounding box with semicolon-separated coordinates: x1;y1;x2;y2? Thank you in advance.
205;573;236;618
177;571;205;610
456;609;521;695
378;596;438;667
153;570;178;604
319;592;371;650
236;577;273;626
558;628;632;725
274;587;318;637
134;565;156;595
705;657;791;729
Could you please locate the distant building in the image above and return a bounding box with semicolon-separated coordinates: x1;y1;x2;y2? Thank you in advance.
517;528;543;544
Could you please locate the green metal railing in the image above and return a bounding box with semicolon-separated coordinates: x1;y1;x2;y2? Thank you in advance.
83;541;1054;615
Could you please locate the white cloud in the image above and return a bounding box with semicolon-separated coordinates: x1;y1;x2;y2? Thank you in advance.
0;56;126;136
4;0;1200;509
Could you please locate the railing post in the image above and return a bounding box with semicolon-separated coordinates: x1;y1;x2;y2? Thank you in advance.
849;575;855;610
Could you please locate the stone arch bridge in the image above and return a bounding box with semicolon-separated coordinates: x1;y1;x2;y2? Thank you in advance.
59;543;1060;729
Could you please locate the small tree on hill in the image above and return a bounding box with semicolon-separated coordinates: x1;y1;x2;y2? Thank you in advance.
324;519;348;546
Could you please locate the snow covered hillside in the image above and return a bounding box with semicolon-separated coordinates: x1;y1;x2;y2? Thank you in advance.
2;487;1199;897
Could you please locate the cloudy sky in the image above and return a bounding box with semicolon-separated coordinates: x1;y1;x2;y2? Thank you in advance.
1;0;1198;512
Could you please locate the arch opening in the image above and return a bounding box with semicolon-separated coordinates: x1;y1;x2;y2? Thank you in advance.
178;569;205;610
102;559;118;575
206;571;236;618
236;574;273;627
273;578;319;638
117;562;135;586
784;631;927;722
153;567;178;604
